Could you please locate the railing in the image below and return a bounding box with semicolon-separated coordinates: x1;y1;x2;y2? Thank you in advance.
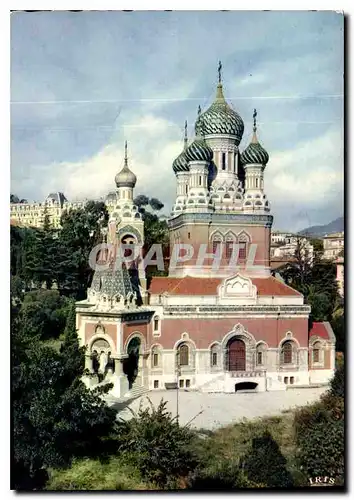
229;370;266;378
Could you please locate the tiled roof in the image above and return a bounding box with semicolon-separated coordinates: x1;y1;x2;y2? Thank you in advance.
148;275;302;297
309;322;335;341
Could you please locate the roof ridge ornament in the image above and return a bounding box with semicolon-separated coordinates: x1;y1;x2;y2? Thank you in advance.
252;109;259;144
184;120;188;150
124;140;128;167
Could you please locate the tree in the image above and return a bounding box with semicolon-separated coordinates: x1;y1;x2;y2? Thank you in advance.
280;240;338;323
56;201;109;298
149;197;164;211
20;290;69;341
293;368;345;486
12;303;117;490
116;399;197;488
133;194;149;209
59;300;86;384
11;194;27;203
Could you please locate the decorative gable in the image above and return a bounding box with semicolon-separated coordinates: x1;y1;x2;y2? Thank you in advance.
218;273;257;304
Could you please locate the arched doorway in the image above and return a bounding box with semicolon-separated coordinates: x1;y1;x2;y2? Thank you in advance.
235;382;258;392
227;338;246;371
123;337;141;389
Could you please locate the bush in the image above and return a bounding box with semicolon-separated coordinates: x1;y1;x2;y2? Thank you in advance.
330;363;345;399
115;398;198;488
189;461;264;489
294;392;344;485
241;431;294;487
46;457;150;490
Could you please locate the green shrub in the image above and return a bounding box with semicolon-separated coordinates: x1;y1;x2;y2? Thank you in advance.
330;363;345;398
294;394;344;484
115;398;198;488
46;457;150;490
241;431;294;487
189;460;264;489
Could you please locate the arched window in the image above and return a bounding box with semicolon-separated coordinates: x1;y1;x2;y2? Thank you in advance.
237;232;250;262
281;341;293;364
312;342;321;363
154;316;159;332
222;152;226;170
178;343;189;366
212;237;222;254
210;344;220;368
151;346;161;368
256;343;266;366
226;240;234;260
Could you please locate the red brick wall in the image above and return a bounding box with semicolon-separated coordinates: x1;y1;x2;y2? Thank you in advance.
123;322;149;349
85;322;117;347
159;316;308;349
170;223;270;271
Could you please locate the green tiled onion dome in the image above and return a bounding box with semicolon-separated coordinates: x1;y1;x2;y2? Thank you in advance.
173;121;191;174
240;131;269;166
185;136;213;163
195;83;244;144
172;150;189;173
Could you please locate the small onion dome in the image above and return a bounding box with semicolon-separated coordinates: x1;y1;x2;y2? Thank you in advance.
240;131;269;166
240;109;269;166
172;150;189;173
195;83;244;145
172;120;190;173
115;141;137;188
185;136;213;163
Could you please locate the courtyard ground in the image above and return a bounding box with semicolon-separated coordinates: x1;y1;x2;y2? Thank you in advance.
111;386;327;430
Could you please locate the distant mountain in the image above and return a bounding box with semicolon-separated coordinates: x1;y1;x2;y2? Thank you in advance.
298;216;344;237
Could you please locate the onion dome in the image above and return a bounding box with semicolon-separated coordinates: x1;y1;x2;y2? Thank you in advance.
194;62;244;144
115;141;137;188
240;109;269;166
172;121;190;173
185;113;213;163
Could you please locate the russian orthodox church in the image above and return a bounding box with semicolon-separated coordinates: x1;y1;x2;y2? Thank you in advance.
76;65;336;397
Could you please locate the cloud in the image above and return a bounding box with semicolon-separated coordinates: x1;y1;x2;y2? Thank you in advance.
10;11;344;230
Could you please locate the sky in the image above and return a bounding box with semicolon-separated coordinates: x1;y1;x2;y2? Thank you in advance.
10;10;344;232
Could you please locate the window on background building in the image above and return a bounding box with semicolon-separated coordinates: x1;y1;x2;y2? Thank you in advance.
312;342;321;363
185;379;190;388
284;377;289;384
154;380;159;389
179;379;184;388
222;152;226;170
290;377;294;385
178;344;189;366
281;341;293;364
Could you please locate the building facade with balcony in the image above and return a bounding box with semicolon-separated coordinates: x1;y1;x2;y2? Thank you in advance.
323;232;344;260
